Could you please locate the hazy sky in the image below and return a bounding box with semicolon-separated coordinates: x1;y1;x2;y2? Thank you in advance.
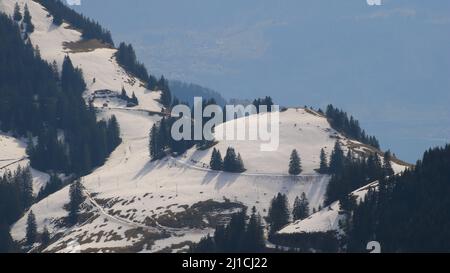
74;0;450;162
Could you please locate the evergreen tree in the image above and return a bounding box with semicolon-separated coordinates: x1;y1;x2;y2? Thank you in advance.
149;124;164;160
242;207;265;252
267;193;290;235
319;148;329;174
13;2;22;22
383;150;395;177
67;180;84;225
292;193;310;221
26;210;37;246
41;226;50;246
329;141;344;174
23;4;34;33
18;166;34;209
158;76;172;108
289;149;302;175
223;147;245;173
130;92;139;105
0;223;14;253
210;148;223;171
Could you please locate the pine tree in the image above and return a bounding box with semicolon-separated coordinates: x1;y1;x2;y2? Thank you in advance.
131;92;139;105
149;123;165;160
319;148;329;174
159;76;172;107
26;210;37;246
41;226;50;246
236;153;245;173
383;150;395;177
292;193;310;221
23;4;34;33
19;166;34;209
210;148;223;171
223;147;245;173
68;180;83;226
267;193;290;235
242;207;265;252
329;141;345;174
0;223;14;253
13;2;22;22
289;149;302;175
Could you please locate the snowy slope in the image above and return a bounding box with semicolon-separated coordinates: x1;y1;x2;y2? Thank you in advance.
278;181;380;235
2;0;410;252
0;0;162;112
0;133;50;195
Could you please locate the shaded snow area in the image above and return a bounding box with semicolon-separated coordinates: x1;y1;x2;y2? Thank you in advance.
1;0;410;252
0;134;50;195
278;181;381;235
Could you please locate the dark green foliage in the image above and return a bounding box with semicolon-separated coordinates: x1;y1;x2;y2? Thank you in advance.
192;208;266;253
67;180;84;226
37;175;63;201
267;193;290;235
41;226;50;246
0;166;34;227
0;15;121;175
169;80;227;107
319;148;329;174
13;2;22;22
26;210;37;246
346;145;450;252
0;223;15;253
328;141;345;175
223;147;245;173
158;76;172;108
210;148;223;171
292;193;310;221
119;87;139;106
116;43;151;84
325;151;384;206
37;0;113;45
23;4;34;33
253;96;274;112
270;231;339;253
383;150;394;177
326;105;379;149
289;149;302;175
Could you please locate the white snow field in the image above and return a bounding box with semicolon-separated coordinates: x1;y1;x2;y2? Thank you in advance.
278;180;387;235
1;0;410;252
0;133;50;195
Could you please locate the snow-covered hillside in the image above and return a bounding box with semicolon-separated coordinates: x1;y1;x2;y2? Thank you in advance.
0;0;162;112
0;134;50;195
278;181;384;236
1;0;410;253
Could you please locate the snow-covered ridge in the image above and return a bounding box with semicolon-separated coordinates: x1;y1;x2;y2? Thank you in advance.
2;0;411;252
0;0;162;112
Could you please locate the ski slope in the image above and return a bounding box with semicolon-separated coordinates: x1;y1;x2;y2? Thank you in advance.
2;0;410;252
0;0;162;112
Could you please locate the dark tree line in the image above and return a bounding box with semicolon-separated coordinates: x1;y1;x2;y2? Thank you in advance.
192;207;265;253
325;105;380;149
210;147;245;173
0;14;121;175
37;0;114;45
324;141;394;206
252;96;274;113
345;144;450;252
0;165;34;253
115;43;171;107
